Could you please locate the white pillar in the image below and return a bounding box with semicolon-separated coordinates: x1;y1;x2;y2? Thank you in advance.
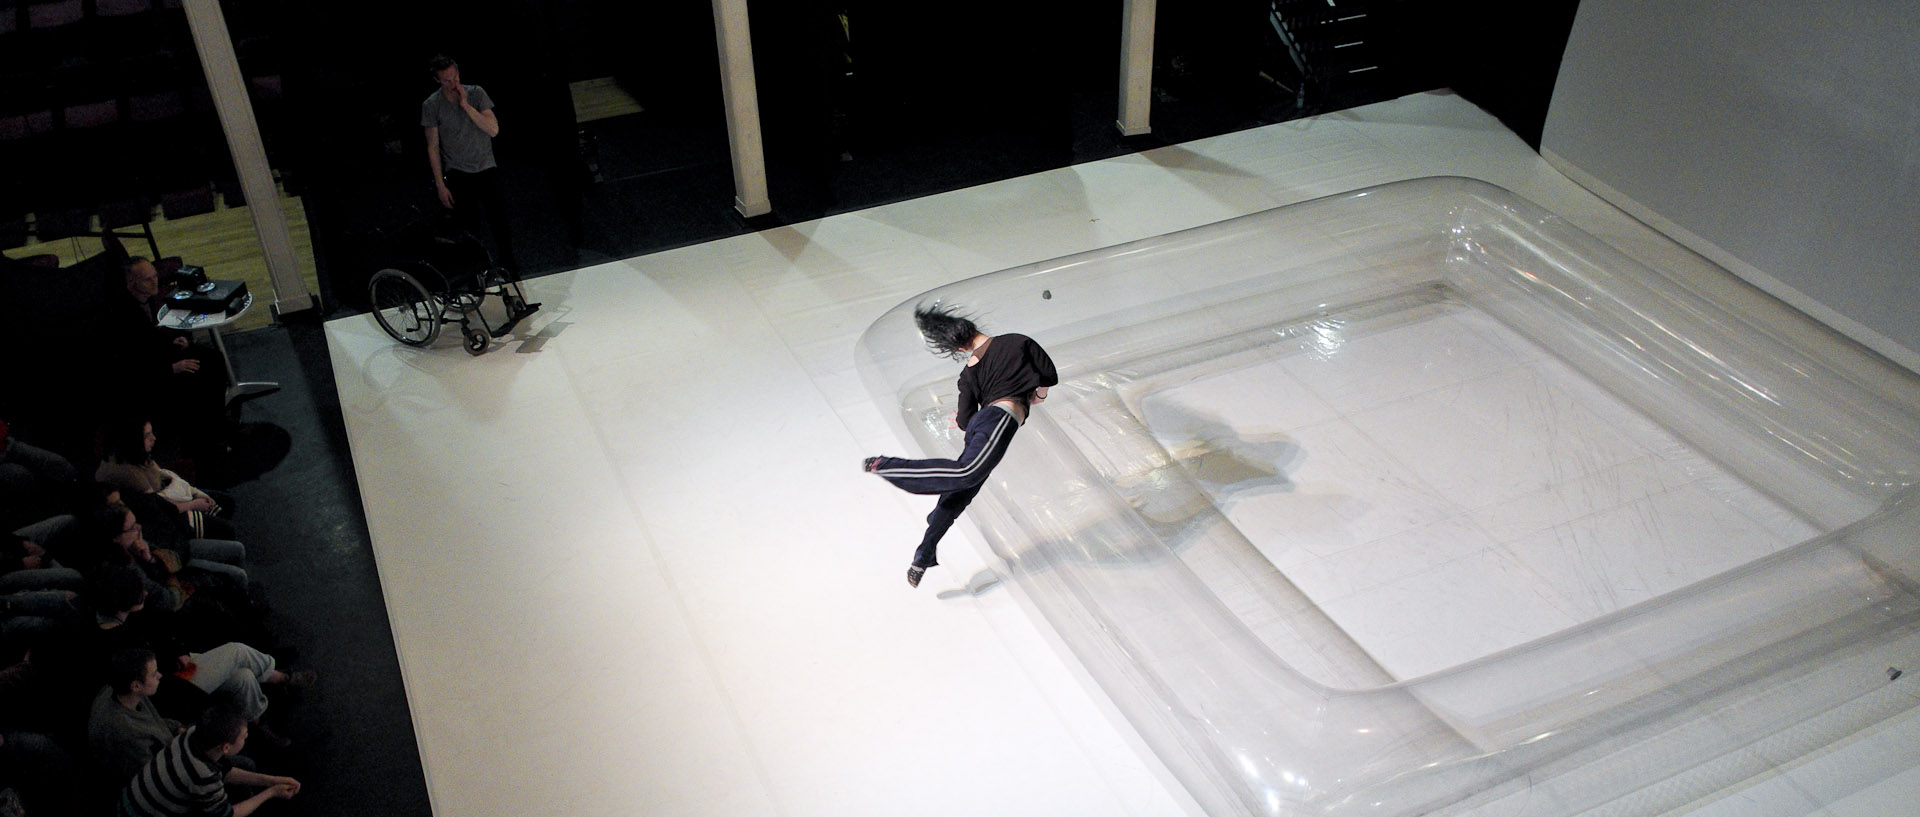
180;0;313;316
1117;0;1157;136
712;0;771;217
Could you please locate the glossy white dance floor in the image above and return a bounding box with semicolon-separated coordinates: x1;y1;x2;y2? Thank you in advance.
328;92;1920;816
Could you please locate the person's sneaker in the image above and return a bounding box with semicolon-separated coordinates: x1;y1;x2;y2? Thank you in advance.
863;456;882;473
907;565;926;588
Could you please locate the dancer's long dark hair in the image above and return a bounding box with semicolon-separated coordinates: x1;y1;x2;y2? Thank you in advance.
914;302;981;359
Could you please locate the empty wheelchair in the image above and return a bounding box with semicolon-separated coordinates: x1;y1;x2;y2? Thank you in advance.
366;215;539;355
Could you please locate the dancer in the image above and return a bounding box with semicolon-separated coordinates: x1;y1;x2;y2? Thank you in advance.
864;304;1058;588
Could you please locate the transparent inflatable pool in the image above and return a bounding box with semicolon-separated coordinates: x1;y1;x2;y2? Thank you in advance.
855;177;1920;816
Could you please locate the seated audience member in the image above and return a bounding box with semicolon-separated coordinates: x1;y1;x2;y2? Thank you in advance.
5;508;83;574
119;702;300;817
69;564;310;744
102;258;230;470
2;514;85;647
0;732;83;817
98;418;237;541
0;532;83;642
0;418;84;533
86;500;251;638
82;503;196;622
0;634;80;742
5;513;84;587
89;647;185;790
0;636;85;816
53;566;190;710
96;481;249;591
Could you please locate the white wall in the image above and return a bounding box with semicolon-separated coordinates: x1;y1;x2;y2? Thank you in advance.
1541;0;1920;370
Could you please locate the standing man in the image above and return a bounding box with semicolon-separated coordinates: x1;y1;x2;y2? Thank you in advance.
422;54;517;271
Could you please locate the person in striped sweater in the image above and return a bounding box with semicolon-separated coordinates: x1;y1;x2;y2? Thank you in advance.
119;702;299;817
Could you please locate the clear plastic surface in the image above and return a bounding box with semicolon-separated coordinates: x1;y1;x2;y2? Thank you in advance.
855;177;1920;816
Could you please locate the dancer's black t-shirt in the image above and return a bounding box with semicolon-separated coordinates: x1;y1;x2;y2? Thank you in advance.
956;333;1058;427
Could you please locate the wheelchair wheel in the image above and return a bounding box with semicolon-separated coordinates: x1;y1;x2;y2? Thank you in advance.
462;324;490;356
368;269;440;346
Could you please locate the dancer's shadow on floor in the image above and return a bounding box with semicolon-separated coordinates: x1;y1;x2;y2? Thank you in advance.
929;527;1099;601
932;402;1302;600
936;570;1006;600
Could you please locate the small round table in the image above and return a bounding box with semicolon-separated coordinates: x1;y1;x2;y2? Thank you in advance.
155;291;282;405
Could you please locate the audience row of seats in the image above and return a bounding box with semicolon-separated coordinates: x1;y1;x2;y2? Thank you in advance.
1;0;291;252
0;242;309;816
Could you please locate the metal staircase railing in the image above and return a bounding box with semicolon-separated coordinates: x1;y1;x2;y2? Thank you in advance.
1268;0;1409;112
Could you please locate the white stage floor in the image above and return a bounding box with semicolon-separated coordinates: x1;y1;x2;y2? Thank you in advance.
327;91;1920;816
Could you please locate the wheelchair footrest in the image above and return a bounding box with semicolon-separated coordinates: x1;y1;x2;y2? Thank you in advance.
492;302;542;338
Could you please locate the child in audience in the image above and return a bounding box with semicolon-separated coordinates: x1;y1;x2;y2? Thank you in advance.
119;702;300;817
88;647;184;789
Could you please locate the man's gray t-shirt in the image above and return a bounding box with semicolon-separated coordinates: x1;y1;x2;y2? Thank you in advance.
421;84;497;173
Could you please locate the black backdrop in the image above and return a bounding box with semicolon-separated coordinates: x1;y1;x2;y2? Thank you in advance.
5;1;1581;312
